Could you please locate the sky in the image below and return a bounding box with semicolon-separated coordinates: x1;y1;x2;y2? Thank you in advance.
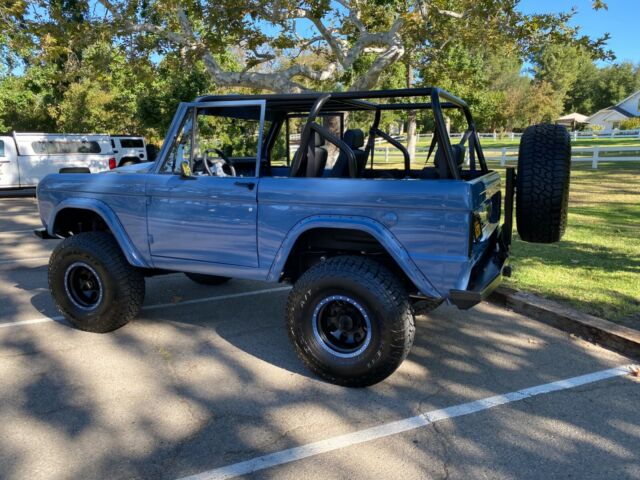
517;0;640;64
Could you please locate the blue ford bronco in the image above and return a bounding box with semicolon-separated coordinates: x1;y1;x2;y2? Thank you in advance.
36;88;571;386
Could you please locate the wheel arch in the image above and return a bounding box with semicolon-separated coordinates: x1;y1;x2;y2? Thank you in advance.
267;216;441;298
48;198;150;268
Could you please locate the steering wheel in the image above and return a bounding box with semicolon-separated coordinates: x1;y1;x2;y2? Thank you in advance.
203;148;236;177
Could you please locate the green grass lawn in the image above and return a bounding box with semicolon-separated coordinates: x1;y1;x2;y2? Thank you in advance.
503;161;640;327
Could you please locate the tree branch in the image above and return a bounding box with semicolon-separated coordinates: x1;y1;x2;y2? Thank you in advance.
98;0;462;93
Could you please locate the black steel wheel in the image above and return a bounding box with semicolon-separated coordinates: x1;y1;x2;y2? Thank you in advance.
312;295;372;358
48;232;145;333
64;262;104;310
286;256;415;387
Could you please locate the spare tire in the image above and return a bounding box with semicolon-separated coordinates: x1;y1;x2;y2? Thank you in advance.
516;123;571;243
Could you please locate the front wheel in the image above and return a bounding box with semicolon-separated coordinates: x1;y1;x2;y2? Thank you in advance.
286;256;415;387
48;232;145;333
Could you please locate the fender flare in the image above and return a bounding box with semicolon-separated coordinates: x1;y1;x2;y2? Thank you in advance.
266;215;441;298
47;198;150;268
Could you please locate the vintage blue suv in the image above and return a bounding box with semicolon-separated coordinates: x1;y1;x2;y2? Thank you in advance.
36;88;571;386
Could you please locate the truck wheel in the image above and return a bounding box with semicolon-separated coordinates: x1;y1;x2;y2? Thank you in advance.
184;273;231;286
286;256;415;387
48;232;145;333
516;123;571;243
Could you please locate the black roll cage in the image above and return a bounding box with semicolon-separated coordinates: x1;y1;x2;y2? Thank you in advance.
195;87;488;179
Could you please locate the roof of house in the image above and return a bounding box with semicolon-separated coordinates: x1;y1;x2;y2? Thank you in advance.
610;105;635;118
587;90;639;122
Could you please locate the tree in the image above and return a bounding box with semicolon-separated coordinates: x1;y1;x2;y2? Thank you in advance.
89;0;611;94
563;54;599;114
533;44;590;108
0;0;616;137
52;41;150;133
564;62;640;115
592;62;640;111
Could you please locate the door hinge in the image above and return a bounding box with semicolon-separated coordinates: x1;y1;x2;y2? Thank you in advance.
148;234;154;244
146;196;152;205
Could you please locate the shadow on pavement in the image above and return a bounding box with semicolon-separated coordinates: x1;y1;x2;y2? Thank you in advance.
0;281;637;479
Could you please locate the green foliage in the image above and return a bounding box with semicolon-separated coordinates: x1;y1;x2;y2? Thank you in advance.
533;44;588;104
0;0;631;137
620;117;640;130
565;62;640;114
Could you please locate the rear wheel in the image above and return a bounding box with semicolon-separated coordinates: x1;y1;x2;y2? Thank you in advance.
516;123;571;243
48;232;145;333
286;256;415;387
184;272;231;286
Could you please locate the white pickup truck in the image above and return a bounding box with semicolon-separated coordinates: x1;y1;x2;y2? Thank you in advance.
0;132;116;189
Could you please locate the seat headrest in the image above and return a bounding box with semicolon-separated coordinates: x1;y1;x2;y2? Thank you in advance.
313;132;326;147
344;129;365;149
434;145;465;178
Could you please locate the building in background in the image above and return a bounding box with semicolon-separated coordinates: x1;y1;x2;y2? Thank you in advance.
587;91;640;132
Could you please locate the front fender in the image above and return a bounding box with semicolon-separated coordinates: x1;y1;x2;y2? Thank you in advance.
47;198;150;268
266;215;441;298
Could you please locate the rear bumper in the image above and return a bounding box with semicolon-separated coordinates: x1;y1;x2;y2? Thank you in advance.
449;255;508;309
450;167;515;310
449;225;510;310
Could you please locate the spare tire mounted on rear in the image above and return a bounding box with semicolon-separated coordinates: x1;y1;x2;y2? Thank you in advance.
516;123;571;244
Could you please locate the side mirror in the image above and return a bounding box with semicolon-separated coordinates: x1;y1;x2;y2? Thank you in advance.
180;161;193;178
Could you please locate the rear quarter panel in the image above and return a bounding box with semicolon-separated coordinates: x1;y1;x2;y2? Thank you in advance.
258;177;479;296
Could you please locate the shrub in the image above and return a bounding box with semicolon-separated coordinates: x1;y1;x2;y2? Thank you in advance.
620;117;640;130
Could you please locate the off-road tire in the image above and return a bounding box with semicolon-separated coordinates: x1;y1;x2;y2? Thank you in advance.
48;232;145;333
184;273;231;286
516;123;571;243
286;256;415;387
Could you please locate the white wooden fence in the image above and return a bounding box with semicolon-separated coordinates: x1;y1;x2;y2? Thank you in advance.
293;128;640;144
485;146;640;169
413;129;640;142
373;145;640;169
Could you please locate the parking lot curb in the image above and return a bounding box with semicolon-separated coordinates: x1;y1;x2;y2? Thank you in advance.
490;287;640;360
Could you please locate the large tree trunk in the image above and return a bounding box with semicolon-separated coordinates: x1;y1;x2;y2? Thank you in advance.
405;59;417;164
323;114;343;167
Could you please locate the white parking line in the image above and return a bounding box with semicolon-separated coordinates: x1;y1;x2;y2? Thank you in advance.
0;286;291;329
177;364;638;480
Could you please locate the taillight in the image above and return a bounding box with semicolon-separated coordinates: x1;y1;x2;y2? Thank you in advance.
472;213;483;242
108;157;117;170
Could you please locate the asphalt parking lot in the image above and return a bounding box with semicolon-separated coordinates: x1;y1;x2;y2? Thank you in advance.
0;195;639;480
